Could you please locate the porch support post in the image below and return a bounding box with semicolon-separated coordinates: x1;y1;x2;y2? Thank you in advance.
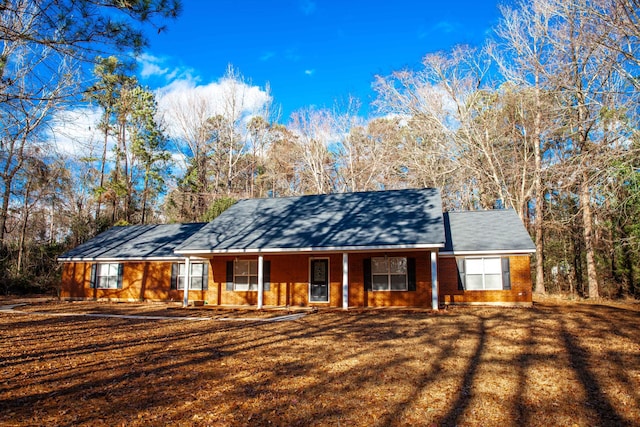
431;250;439;310
182;256;191;307
342;252;349;310
257;254;264;309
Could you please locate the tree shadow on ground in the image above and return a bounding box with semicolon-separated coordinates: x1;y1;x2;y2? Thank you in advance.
1;301;639;426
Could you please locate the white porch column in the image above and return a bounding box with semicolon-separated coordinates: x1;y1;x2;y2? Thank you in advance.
257;255;264;309
431;250;439;310
182;256;191;307
342;252;349;310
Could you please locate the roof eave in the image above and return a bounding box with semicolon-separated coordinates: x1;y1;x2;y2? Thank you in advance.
176;243;446;256
57;256;204;263
439;249;536;257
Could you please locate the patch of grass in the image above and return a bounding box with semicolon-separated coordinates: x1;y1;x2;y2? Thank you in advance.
1;299;639;426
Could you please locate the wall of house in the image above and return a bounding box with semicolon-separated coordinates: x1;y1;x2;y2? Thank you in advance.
347;252;432;307
59;261;211;303
61;251;434;307
61;261;170;301
206;252;434;308
207;254;345;307
438;255;533;306
60;252;532;307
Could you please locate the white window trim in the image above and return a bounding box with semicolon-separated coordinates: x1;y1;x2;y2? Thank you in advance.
464;257;503;291
234;259;258;292
309;257;330;303
371;256;408;292
177;262;206;290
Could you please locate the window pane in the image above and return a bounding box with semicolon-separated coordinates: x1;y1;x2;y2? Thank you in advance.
98;263;111;276
107;277;118;289
235;260;249;275
177;277;185;290
389;257;407;274
249;275;258;291
485;274;502;290
484;258;502;274
109;263;120;277
313;261;326;282
466;274;484;290
249;261;258;275
178;263;185;276
96;276;105;288
235;276;249;286
390;274;407;290
372;274;388;291
465;259;484;275
371;257;387;274
190;263;203;277
190;277;203;290
235;282;249;291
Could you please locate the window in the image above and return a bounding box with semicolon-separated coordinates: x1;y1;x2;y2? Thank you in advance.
225;259;271;292
91;263;122;289
234;260;258;291
172;262;208;291
371;257;407;291
458;257;510;291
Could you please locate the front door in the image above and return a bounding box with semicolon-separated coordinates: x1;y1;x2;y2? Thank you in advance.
310;259;329;303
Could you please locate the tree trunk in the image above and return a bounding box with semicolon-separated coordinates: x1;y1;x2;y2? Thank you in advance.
16;180;31;274
141;168;150;225
95;124;109;228
0;178;11;246
533;88;546;294
580;171;599;298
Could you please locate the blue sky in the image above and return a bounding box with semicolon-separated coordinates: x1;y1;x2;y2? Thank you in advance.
50;1;512;179
138;0;508;122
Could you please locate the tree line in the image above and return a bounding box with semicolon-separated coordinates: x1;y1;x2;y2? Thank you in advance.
1;0;639;299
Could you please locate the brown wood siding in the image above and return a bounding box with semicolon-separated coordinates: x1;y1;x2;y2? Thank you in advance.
438;255;533;305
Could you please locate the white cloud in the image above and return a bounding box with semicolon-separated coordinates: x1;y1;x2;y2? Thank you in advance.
49;61;272;173
47;106;107;158
155;74;272;143
304;69;315;76
137;53;195;83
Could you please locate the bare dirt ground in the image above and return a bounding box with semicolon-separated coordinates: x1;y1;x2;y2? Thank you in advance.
1;297;639;426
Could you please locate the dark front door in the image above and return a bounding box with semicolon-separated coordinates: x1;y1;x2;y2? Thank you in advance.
310;259;329;303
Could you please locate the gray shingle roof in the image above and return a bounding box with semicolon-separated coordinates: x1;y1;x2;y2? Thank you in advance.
443;210;535;254
58;223;207;261
177;188;445;254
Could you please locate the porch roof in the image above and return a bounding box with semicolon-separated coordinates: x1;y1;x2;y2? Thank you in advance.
176;188;445;255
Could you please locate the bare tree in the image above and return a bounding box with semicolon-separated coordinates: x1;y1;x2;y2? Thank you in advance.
492;0;561;294
288;108;337;194
374;46;537;214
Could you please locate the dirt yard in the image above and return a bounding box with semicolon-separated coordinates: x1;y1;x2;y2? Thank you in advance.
1;297;639;426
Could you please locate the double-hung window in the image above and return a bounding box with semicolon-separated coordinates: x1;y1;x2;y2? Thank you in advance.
172;262;208;291
458;257;511;290
91;263;123;289
234;260;258;291
371;257;408;291
225;259;271;292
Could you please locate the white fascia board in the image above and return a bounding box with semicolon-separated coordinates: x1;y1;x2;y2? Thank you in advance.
175;243;445;256
439;249;536;257
57;256;209;263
